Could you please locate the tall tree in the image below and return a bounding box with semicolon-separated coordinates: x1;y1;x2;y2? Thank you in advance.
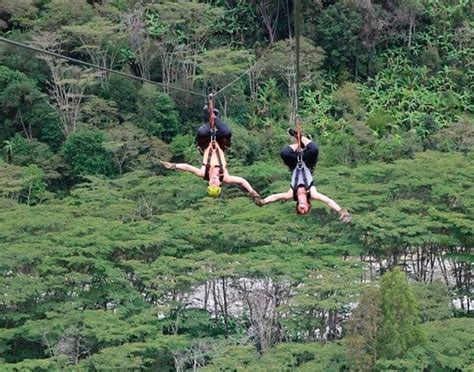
346;286;383;370
147;1;224;91
376;268;424;359
256;0;281;44
62;18;125;85
121;5;157;81
32;32;96;138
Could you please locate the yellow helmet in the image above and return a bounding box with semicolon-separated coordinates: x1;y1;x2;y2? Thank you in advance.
207;185;222;198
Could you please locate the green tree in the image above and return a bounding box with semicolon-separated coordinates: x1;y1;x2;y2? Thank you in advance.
100;72;139;115
421;318;474;370
21;164;46;205
104;123;149;175
0;65;55;142
346;286;383;370
412;280;453;322
0;0;38;30
196;47;253;117
36;0;96;30
33;31;98;138
62;18;125;86
316;2;364;77
62;128;113;177
377;268;424;359
135;84;179;142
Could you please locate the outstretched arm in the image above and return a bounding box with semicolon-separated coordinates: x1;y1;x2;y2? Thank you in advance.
159;161;204;178
309;186;341;212
260;189;293;205
223;174;257;195
310;186;352;222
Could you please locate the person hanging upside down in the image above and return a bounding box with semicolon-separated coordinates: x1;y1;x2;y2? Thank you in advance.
256;129;352;223
160;107;260;200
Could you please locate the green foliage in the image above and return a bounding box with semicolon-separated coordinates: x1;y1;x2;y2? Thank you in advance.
62;128;113;177
421;318;474;370
260;37;325;87
0;0;39;31
100;72;139;115
213;0;261;46
104;123;150;175
366;108;397;136
196;47;253;94
135;84;179;142
432;115;473;153
281;264;362;343
170;134;197;163
0;161;23;199
346;286;383;370
1;151;472;368
359;49;471;131
36;0;97;30
0;65;54;142
377;268;425;359
206;341;349;371
412;280;453;322
316;2;364;77
332;82;365;119
80;96;120;129
0;1;472;369
227;122;265;165
62;18;125;68
254;78;286;122
21;164;47;205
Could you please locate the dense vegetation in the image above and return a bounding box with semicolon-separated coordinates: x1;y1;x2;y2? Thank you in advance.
0;0;472;370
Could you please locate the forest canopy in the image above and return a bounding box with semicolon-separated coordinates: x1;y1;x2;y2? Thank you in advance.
0;0;472;370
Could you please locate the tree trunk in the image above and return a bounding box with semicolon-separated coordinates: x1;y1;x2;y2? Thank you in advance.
221;277;229;338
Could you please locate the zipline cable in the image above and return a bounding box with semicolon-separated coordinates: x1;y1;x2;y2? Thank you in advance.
0;36;271;101
294;0;301;114
213;48;271;96
0;36;208;98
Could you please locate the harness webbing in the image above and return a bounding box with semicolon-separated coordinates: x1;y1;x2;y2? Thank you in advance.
203;142;224;181
203;93;224;180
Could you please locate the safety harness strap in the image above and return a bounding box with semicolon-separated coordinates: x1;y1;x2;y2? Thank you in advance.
203;142;224;181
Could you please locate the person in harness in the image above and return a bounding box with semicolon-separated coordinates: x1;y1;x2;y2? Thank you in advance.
256;129;352;222
160;107;260;200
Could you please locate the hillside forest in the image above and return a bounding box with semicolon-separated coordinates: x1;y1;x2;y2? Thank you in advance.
0;0;473;370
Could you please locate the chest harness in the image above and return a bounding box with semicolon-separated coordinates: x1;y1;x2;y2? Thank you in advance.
291;149;314;200
203;127;225;182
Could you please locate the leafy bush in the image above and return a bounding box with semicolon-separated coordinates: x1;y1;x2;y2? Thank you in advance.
135;84;180;142
62;128;114;177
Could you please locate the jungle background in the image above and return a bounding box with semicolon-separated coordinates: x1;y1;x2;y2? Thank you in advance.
0;0;472;370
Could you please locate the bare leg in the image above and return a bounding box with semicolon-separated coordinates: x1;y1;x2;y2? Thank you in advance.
300;136;312;146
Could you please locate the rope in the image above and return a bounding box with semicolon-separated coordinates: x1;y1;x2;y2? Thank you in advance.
208;93;216;130
285;0;297;125
293;0;304;153
0;36;207;98
294;0;301;114
296;115;302;152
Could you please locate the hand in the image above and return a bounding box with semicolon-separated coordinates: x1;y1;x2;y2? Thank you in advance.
338;208;352;223
249;190;259;199
203;106;220;119
159;160;176;170
249;190;262;205
250;191;265;207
